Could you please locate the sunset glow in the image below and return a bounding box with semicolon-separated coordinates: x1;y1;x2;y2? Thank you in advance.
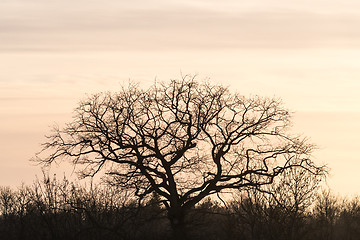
1;0;360;196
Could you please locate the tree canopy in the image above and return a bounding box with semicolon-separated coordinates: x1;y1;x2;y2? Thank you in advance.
37;76;325;239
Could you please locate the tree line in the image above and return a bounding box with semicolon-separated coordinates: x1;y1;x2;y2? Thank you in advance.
0;173;359;240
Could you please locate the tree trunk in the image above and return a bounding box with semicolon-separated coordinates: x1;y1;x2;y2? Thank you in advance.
168;207;187;240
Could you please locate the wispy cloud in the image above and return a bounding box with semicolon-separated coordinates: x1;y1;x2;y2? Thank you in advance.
1;0;360;51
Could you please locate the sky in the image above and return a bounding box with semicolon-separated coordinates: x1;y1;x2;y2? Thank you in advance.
1;0;360;196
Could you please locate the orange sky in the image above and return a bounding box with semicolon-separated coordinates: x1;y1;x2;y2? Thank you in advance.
1;0;360;196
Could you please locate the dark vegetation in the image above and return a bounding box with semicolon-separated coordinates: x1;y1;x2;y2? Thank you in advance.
1;174;359;240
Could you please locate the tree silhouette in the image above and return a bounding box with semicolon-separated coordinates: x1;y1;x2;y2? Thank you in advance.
36;76;324;239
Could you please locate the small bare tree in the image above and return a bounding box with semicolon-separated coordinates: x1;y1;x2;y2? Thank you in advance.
36;76;325;239
265;166;324;240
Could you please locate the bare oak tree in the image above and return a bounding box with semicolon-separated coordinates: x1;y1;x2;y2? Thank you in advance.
37;76;324;239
